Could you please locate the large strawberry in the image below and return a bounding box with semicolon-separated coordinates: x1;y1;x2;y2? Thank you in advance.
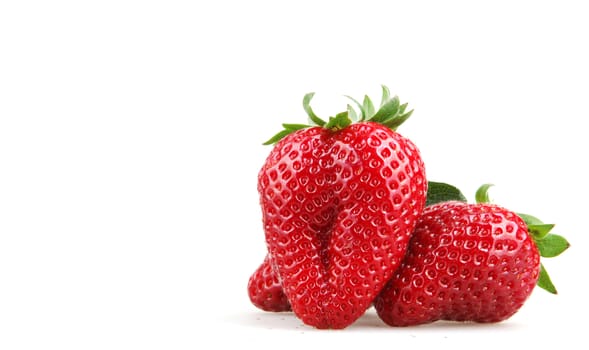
256;87;427;329
374;184;569;326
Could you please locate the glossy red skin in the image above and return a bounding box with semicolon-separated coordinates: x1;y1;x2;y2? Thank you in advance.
248;255;291;312
258;122;427;329
375;201;541;326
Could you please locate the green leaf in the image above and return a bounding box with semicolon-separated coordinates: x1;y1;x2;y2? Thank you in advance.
475;183;494;204
282;123;309;131
536;233;570;258
262;124;309;145
325;111;352;130
381;110;413;130
517;213;544;226
302;92;326;126
528;223;555;240
345;87;411;129
537;263;557;294
371;95;400;123
426;181;468;206
263;129;295;145
380;85;391;107
347;104;358;122
363;95;376;120
344;95;365;121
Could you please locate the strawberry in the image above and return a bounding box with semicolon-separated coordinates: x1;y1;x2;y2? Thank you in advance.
247;255;291;312
256;86;427;329
374;184;569;326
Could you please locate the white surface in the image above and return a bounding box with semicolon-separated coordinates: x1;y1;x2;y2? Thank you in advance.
1;1;587;349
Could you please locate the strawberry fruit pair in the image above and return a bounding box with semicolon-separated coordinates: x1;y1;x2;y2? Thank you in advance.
247;87;569;329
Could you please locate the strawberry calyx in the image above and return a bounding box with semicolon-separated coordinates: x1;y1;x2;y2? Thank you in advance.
475;184;570;294
263;85;413;145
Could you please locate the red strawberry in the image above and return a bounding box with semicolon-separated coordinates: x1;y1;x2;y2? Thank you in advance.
248;255;291;312
256;87;427;329
374;184;569;326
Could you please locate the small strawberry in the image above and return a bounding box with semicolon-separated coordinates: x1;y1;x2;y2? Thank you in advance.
256;86;427;329
374;184;569;326
248;255;291;312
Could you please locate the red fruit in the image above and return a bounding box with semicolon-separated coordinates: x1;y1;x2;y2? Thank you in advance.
257;87;427;329
248;255;291;312
375;185;569;326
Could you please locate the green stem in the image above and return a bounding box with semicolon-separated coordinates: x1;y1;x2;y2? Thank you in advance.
475;184;494;204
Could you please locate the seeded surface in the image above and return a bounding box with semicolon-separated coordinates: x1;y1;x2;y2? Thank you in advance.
375;201;541;326
248;255;291;312
259;122;427;328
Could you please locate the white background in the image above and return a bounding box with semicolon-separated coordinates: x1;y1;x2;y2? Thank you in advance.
1;1;587;349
